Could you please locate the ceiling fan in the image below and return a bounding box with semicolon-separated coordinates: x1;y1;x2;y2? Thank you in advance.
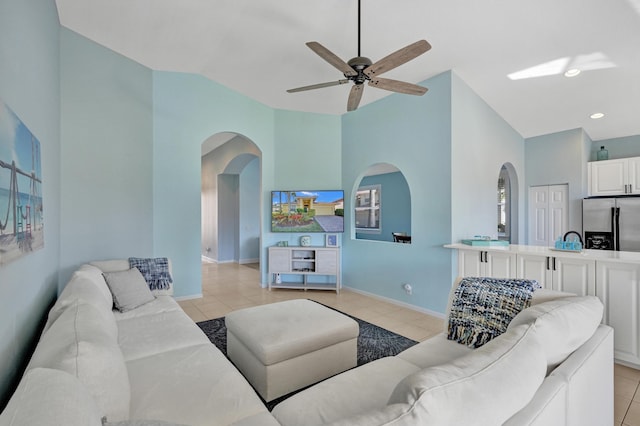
287;0;431;112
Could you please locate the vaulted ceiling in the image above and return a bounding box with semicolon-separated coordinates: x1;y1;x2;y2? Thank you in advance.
55;0;640;141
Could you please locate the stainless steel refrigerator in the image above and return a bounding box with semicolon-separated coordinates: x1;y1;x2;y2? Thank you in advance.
582;197;640;252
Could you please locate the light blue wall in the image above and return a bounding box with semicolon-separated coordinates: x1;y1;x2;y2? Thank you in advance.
356;171;411;242
341;72;452;314
218;173;239;262
592;135;640;160
525;128;591;237
239;158;261;262
153;72;276;296
269;110;342;248
60;28;154;284
0;0;61;407
451;72;526;244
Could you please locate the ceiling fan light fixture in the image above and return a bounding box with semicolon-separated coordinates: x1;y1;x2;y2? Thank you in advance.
564;68;581;77
285;0;431;111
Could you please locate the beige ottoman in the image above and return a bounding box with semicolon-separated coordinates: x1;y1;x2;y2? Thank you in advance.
225;299;359;402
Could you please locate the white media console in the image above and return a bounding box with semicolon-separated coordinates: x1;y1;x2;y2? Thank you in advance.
268;246;341;293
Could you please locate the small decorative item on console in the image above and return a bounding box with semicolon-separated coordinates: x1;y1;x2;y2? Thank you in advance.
300;235;312;246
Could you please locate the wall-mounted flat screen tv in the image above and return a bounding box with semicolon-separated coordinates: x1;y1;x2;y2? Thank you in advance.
271;190;344;233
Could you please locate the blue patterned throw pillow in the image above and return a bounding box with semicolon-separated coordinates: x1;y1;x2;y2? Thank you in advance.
447;277;540;348
128;257;173;292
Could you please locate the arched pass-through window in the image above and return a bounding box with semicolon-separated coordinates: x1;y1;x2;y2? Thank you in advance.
354;163;411;243
497;163;519;243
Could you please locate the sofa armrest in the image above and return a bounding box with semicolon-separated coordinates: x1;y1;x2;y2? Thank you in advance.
548;324;614;426
503;375;567;426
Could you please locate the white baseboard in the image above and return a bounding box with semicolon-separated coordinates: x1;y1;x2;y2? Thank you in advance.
343;286;446;319
174;293;203;301
201;256;216;263
239;258;259;265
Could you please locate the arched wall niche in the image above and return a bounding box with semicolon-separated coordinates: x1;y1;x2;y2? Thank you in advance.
352;162;412;244
201;132;262;264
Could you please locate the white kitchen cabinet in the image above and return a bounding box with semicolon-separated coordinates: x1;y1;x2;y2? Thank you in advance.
588;156;640;196
516;253;595;295
268;246;341;293
596;260;640;366
457;249;516;278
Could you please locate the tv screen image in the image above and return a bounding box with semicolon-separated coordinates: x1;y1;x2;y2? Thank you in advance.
271;190;344;233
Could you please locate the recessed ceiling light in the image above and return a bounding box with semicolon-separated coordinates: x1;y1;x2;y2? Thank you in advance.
590;112;605;119
564;68;581;77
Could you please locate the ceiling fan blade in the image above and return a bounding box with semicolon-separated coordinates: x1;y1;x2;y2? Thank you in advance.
368;77;428;95
364;40;431;77
306;42;358;77
287;79;350;93
347;84;364;111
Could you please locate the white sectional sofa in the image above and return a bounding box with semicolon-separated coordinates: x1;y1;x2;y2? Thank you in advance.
0;260;280;426
271;287;614;426
0;261;614;426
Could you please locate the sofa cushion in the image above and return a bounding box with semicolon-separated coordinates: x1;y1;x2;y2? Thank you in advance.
447;277;540;348
44;268;116;331
126;344;270;426
77;264;117;301
104;421;188;426
507;295;604;371
396;333;472;369
113;295;181;321
387;323;547;425
103;268;156;313
0;368;103;426
115;309;210;361
271;357;421;426
26;301;130;421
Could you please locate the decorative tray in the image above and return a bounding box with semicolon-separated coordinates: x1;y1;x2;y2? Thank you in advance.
549;247;582;253
461;239;509;247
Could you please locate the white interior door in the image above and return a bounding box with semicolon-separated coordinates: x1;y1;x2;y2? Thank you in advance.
528;184;568;246
548;184;569;243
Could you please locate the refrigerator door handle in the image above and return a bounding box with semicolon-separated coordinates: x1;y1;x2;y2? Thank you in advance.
615;207;621;251
611;206;626;250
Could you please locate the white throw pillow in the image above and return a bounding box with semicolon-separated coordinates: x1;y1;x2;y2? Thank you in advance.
103;268;156;312
507;295;604;371
387;324;547;425
26;301;131;421
90;259;174;296
0;368;103;426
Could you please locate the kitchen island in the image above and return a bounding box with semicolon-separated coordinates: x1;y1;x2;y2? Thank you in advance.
445;243;640;368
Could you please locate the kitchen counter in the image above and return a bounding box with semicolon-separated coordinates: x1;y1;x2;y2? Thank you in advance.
444;243;640;264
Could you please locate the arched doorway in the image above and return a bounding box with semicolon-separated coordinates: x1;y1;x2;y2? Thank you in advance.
201;132;262;265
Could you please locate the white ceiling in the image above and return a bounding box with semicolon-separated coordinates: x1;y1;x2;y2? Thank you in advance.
55;0;640;141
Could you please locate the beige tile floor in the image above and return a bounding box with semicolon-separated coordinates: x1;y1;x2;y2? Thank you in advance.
180;261;634;425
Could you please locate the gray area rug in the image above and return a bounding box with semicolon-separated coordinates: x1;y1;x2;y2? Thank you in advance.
196;303;418;410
